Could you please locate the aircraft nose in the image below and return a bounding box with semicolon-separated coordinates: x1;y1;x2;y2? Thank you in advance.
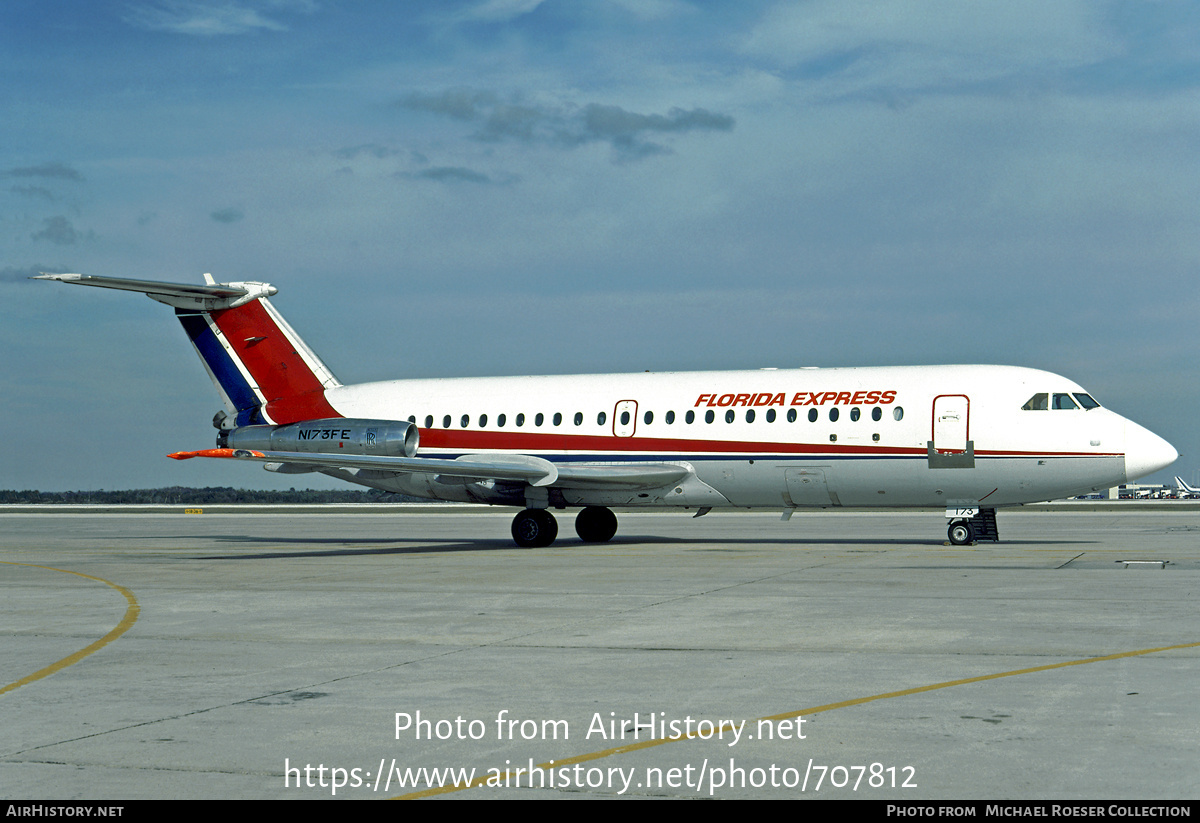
1124;420;1178;482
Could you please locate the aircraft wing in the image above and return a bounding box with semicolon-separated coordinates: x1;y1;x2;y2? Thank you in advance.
168;448;690;490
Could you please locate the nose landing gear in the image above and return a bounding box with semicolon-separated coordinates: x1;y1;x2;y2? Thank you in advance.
948;520;975;545
947;508;999;545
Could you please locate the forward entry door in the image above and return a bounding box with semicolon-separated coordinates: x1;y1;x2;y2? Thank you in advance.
929;394;974;468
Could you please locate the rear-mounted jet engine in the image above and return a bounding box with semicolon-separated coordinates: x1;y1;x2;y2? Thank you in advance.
218;418;419;458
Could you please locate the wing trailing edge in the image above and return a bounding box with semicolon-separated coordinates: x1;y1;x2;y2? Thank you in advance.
168;448;691;490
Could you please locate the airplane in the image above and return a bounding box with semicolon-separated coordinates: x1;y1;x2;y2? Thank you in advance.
1174;477;1200;498
35;272;1179;548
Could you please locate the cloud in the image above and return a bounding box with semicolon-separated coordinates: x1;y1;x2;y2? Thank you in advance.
2;163;84;181
740;0;1120;98
399;88;498;121
578;104;734;160
123;0;316;36
9;186;56;201
31;216;83;245
334;144;407;160
398;90;735;162
210;207;245;223
452;0;548;24
399;166;497;185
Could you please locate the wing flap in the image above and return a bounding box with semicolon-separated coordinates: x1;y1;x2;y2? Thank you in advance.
169;448;688;490
170;448;560;486
555;463;689;489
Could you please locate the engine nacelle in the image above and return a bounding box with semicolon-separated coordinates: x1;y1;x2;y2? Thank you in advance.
218;418;419;458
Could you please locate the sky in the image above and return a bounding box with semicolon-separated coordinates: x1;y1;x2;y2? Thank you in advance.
2;0;1197;491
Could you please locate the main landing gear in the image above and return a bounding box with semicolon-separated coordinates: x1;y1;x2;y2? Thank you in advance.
575;506;618;543
510;506;619;548
511;508;558;548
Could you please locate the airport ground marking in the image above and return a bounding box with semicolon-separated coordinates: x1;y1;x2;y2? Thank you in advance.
395;638;1200;799
0;562;140;697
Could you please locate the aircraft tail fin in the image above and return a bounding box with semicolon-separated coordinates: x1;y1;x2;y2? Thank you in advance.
1174;476;1199;495
35;273;342;426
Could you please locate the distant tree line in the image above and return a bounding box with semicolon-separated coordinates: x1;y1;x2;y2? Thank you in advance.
0;487;432;504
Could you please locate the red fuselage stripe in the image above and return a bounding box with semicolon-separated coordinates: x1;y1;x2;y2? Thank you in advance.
417;428;1119;458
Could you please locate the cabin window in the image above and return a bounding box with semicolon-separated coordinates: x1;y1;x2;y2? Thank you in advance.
871;407;882;422
424;415;433;428
535;413;544;426
407;415;416;423
829;408;840;422
516;413;525;427
443;415;451;428
644;411;653;425
1053;394;1078;410
766;408;776;423
553;412;562;426
1073;393;1100;410
685;410;695;424
1022;393;1049;410
597;411;607;426
461;414;469;428
808;408;818;423
745;409;755;423
850;407;860;422
479;414;488;427
705;410;715;424
497;414;506;427
620;411;630;425
787;408;797;423
574;412;583;426
666;410;675;424
725;409;735;423
893;407;904;421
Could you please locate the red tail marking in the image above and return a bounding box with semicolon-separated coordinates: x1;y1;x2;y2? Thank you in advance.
209;301;340;424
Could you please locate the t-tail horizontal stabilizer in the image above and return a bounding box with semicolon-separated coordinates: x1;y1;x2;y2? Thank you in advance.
37;272;341;427
33;272;276;310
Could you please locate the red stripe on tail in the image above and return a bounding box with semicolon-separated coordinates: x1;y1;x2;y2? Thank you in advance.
210;301;341;424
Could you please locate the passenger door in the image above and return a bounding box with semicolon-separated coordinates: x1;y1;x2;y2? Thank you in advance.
613;400;637;437
929;394;974;468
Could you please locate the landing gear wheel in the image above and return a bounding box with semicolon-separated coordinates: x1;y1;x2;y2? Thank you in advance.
512;509;558;548
948;520;975;546
575;506;618;543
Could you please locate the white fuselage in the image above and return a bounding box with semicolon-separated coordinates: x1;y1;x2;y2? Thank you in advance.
316;364;1167;510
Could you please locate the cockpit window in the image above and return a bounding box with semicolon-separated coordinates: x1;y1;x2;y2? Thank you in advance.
1024;391;1099;410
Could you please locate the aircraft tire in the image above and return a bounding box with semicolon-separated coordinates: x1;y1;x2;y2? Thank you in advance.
512;508;558;548
948;520;974;546
575;506;618;543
